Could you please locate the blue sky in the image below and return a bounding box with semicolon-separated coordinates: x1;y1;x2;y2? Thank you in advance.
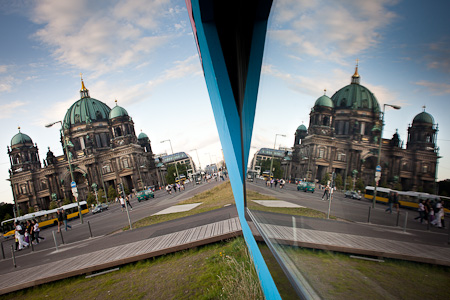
1;0;449;204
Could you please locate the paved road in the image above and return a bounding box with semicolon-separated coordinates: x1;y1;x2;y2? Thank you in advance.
247;179;450;247
0;179;228;262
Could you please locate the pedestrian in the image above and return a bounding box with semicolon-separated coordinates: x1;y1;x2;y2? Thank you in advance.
173;184;177;193
14;221;19;251
431;200;444;228
15;221;28;250
166;185;172;195
393;192;400;213
33;219;45;243
270;179;274;188
25;220;34;245
414;200;425;223
119;196;126;212
274;179;278;188
125;196;133;210
62;209;72;231
57;209;64;233
424;199;431;224
322;186;330;201
385;192;394;213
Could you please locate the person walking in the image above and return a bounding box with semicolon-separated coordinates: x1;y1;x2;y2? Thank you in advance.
62;209;72;231
119;196;125;212
385;192;394;213
15;221;28;250
33;219;45;243
322;186;330;201
414;200;425;223
25;220;34;245
57;209;64;233
125;196;133;211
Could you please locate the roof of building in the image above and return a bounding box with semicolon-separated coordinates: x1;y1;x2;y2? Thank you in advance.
109;100;129;119
11;128;33;146
314;95;334;108
331;66;380;113
297;124;307;131
63;80;111;129
412;111;434;125
138;131;149;140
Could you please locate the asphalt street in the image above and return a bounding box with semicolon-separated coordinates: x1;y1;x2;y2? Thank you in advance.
248;179;450;247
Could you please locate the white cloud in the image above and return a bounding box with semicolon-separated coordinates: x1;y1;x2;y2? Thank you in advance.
0;101;27;119
415;80;450;96
0;65;7;73
31;0;179;75
426;38;450;73
0;75;16;93
271;0;398;63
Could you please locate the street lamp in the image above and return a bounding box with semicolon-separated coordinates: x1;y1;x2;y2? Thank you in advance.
269;134;286;179
45;121;83;224
190;148;202;171
161;139;180;185
372;103;401;208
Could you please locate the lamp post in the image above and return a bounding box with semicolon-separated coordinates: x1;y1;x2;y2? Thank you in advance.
372;104;401;208
190;148;202;172
45;121;83;224
161;139;180;184
269;134;286;179
98;165;108;203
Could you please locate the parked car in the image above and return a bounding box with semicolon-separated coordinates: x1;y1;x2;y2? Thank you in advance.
297;182;315;193
136;189;155;202
345;191;362;200
92;203;108;214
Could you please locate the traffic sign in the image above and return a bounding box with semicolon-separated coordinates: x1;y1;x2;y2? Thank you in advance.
71;181;77;188
376;165;381;172
375;171;381;182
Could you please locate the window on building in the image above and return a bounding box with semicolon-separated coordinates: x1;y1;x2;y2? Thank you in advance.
344;121;349;134
123;158;129;169
103;164;111;174
318;148;325;158
100;133;108;147
95;135;102;148
41;180;48;190
360;122;365;135
20;184;27;194
337;152;346;162
423;165;428;173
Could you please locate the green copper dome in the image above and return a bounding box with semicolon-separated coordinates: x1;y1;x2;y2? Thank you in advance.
63;80;111;129
297;124;307;131
138;132;148;140
331;66;379;113
413;111;434;125
314;95;334;108
109;105;129;119
11;130;32;146
63;97;111;128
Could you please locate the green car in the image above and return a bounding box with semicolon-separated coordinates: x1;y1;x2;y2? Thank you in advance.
136;190;155;202
297;182;315;193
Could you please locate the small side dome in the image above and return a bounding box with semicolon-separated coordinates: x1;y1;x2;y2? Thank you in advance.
314;95;334;108
138;132;149;140
297;124;307;131
109;100;129;119
11;128;33;147
412;111;434;125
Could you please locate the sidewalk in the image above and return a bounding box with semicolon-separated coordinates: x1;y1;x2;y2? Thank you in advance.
1;203;450;295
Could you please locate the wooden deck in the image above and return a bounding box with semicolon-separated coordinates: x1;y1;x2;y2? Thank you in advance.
256;223;450;266
0;217;242;295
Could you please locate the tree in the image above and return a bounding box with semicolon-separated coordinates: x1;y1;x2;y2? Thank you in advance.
356;178;365;192
28;206;34;213
320;173;330;186
0;203;14;222
259;159;283;179
97;188;106;203
49;201;58;209
108;185;118;200
334;174;343;190
166;163;189;184
345;176;353;190
63;198;72;205
86;192;96;206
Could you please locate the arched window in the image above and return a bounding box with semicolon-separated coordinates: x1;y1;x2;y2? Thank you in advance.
115;127;122;137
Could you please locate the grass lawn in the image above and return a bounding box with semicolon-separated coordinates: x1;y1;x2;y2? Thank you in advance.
1;237;263;300
261;245;450;300
129;181;333;230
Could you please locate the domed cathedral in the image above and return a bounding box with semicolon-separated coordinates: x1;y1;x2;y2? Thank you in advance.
7;77;161;213
290;64;439;193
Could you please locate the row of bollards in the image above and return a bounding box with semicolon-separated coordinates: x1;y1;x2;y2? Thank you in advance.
5;221;94;268
367;206;409;232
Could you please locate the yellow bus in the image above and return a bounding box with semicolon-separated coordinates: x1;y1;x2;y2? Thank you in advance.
1;201;89;239
364;186;449;214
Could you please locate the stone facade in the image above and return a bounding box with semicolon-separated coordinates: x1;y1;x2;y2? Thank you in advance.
7;80;158;213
